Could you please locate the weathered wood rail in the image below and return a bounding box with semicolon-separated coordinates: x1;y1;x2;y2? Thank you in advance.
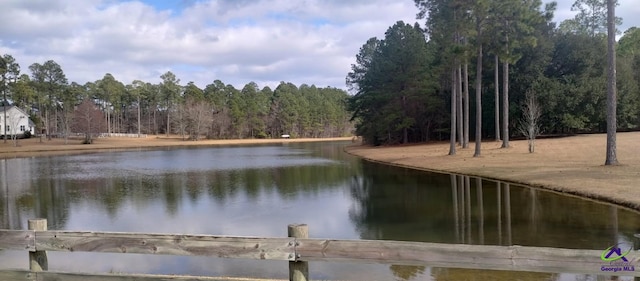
0;219;637;281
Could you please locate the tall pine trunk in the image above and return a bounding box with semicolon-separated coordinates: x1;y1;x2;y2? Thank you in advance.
53;107;58;136
402;95;408;144
166;107;170;137
463;62;470;148
153;107;157;135
107;102;111;135
2;89;6;143
46;107;52;140
449;67;457;155
501;61;510;148
457;66;463;147
137;96;141;137
494;55;500;141
45;107;49;140
501;29;510;148
474;20;483;157
605;0;618;165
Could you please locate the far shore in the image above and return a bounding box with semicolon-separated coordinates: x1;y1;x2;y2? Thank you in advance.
0;135;353;159
345;131;640;212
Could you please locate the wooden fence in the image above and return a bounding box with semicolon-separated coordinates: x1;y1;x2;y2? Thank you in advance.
0;219;638;281
98;133;147;138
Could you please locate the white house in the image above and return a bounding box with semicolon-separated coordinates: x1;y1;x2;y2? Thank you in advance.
0;106;35;137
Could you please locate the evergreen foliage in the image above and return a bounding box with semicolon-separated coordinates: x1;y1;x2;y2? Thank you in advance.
346;0;639;145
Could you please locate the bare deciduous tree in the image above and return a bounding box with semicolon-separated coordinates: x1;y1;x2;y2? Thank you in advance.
174;103;188;140
518;90;541;153
174;98;213;141
185;99;212;141
6;110;24;147
72;98;106;144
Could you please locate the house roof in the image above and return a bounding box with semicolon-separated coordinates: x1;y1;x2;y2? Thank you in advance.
0;106;35;126
0;105;29;116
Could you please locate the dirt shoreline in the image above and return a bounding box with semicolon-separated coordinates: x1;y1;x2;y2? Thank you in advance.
345;131;640;212
0;136;354;159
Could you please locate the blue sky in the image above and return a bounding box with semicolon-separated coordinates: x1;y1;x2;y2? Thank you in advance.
137;0;187;11
0;0;638;91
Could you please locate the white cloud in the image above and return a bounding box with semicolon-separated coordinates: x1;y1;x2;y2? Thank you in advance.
0;0;419;90
0;0;638;91
554;0;639;33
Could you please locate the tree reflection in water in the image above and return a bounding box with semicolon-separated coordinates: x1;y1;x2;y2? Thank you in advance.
348;161;640;280
2;144;640;280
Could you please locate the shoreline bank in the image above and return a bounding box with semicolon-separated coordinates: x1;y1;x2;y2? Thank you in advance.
345;131;640;212
0;136;353;159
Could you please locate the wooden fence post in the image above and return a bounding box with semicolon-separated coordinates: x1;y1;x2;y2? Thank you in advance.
28;219;48;271
635;234;640;281
288;224;309;281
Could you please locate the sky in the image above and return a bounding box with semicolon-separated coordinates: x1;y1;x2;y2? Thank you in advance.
1;0;639;91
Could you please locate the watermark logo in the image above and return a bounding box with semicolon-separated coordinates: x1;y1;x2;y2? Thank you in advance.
601;244;631;262
600;244;635;273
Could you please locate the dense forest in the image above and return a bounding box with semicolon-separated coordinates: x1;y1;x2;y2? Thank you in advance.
0;58;352;141
2;0;639;146
347;0;640;147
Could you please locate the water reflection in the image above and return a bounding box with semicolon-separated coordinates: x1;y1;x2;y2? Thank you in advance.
0;145;354;231
349;164;640;250
431;268;557;281
1;142;640;280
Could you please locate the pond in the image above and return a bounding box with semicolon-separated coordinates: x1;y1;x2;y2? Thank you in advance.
1;141;639;280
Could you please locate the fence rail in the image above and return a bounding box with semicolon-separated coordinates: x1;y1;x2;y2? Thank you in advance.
0;219;637;281
35;231;295;261
1;270;296;281
0;270;283;281
98;133;147;138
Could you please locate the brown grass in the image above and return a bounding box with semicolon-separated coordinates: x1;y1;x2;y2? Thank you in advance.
346;132;640;211
0;135;353;159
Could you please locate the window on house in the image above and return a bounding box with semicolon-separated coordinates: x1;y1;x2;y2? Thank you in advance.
6;125;9;132
20;125;25;132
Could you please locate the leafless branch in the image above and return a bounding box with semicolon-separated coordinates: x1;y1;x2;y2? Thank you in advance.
518;90;542;153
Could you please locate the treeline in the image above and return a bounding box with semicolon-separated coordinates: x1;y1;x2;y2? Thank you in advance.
0;58;352;140
347;0;640;147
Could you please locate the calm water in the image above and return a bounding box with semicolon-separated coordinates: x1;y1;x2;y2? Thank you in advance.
1;141;639;280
